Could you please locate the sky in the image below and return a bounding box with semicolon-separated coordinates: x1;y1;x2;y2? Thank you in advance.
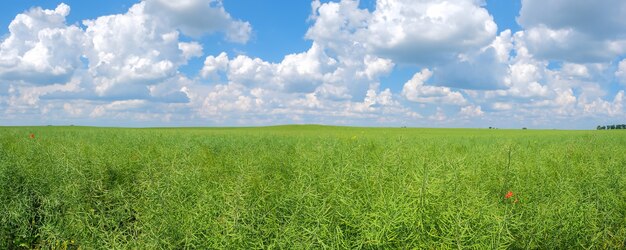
1;0;625;129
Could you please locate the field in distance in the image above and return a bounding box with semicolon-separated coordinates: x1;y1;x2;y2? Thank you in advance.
1;125;625;248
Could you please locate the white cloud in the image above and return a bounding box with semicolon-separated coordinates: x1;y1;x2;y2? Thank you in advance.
276;42;338;92
581;91;624;117
518;0;626;39
0;3;85;85
358;55;394;81
616;59;626;85
520;26;626;63
143;0;252;43
305;0;369;56
201;84;253;115
351;88;396;112
459;105;484;117
492;102;513;111
402;69;467;105
491;30;513;62
178;42;203;61
517;0;626;62
307;0;496;65
0;1;255;126
367;0;497;64
82;3;185;97
429;107;447;121
305;0;505;92
200;38;391;99
560;63;589;79
200;52;229;79
91;99;148;118
225;54;275;87
1;0;626;128
433;47;508;90
0;0;250;102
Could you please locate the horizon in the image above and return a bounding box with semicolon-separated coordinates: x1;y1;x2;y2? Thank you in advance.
0;123;611;131
1;0;626;129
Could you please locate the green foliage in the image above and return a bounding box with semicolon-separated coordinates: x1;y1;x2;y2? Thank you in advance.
1;126;625;248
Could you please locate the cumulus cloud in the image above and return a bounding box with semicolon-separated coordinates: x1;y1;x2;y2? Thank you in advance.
199;83;261;116
517;0;626;62
200;40;391;100
433;48;508;90
581;91;624;117
200;52;229;79
178;42;203;61
518;0;626;39
1;0;248;105
432;30;512;90
616;59;626;85
0;1;254;124
82;2;198;98
307;0;497;65
402;69;466;105
367;0;497;64
429;107;447;121
306;0;369;57
459;105;484;117
143;0;252;43
351;88;396;112
276;42;338;92
0;3;85;85
1;0;626;128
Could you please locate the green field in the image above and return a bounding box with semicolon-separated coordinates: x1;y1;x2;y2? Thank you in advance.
1;126;625;249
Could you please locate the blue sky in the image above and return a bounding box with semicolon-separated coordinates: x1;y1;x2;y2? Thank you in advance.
0;0;625;129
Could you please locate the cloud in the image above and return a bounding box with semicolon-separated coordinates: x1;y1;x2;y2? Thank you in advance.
200;40;392;99
178;42;203;61
459;105;484;117
433;47;508;90
82;2;190;97
200;52;229;79
0;3;85;85
307;0;497;65
580;91;624;117
517;0;626;62
429;107;447;121
0;1;251;124
143;0;252;43
368;0;496;64
306;0;370;56
1;0;626;128
616;59;626;85
401;69;466;105
276;42;338;92
199;83;260;116
518;0;626;39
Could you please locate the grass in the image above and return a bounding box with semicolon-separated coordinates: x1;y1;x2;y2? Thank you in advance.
1;125;625;248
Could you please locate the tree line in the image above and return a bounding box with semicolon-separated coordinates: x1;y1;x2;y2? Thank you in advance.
597;124;626;130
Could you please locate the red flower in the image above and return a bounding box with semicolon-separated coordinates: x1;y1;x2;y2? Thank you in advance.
29;133;35;139
505;191;513;199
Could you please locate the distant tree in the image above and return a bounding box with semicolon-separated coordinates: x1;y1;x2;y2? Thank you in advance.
522;127;527;130
597;124;626;130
